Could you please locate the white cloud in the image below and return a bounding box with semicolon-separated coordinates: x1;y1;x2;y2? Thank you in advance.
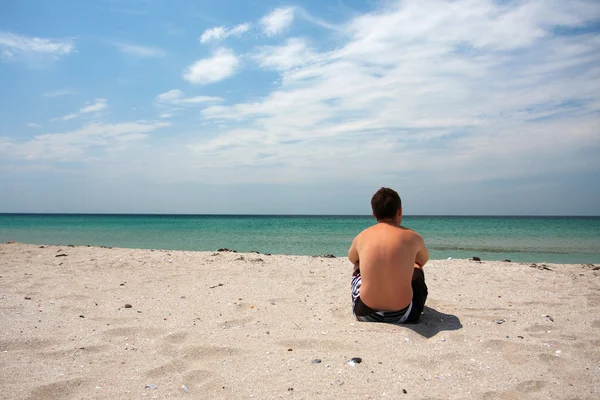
1;121;170;161
230;23;251;36
112;42;166;58
200;23;250;43
155;89;222;105
0;31;74;61
27;123;42;128
254;38;320;70
154;90;221;119
260;7;296;37
42;89;77;97
53;99;108;122
80;98;108;113
187;0;600;185
183;48;240;84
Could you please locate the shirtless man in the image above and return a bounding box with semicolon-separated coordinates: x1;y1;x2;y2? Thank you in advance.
348;187;429;324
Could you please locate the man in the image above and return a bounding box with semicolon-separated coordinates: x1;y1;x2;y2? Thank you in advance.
348;187;429;324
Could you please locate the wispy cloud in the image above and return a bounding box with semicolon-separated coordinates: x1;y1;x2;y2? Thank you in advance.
260;7;296;37
253;38;321;70
200;23;251;43
27;123;42;128
188;0;600;185
53;99;108;122
112;42;166;58
0;31;74;61
155;89;222;105
42;89;77;98
1;121;170;161
183;48;239;84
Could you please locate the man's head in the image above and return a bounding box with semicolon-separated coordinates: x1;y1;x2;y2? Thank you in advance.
371;187;402;222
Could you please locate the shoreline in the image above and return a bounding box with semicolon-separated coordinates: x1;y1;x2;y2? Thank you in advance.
3;240;599;265
1;243;599;399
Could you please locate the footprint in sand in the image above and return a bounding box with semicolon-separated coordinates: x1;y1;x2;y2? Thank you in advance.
103;326;166;338
515;380;547;393
182;369;215;391
0;338;58;352
178;345;242;361
219;316;254;329
145;359;189;378
25;378;88;400
164;331;188;345
480;340;530;365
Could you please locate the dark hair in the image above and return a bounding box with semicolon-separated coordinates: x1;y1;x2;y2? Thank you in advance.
371;187;401;220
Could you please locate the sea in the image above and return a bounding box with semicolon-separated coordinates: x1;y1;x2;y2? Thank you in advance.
0;214;599;264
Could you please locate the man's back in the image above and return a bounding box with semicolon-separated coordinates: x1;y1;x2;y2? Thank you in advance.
353;223;424;311
349;186;429;324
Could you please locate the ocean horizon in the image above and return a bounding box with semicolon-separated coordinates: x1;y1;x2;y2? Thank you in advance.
1;214;599;264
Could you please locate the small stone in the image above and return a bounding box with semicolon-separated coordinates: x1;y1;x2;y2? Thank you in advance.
145;384;158;389
287;387;294;391
403;389;407;394
542;314;554;322
311;359;322;364
496;319;505;324
181;384;189;392
24;296;32;300
518;335;524;339
55;254;68;257
124;304;132;308
79;315;85;318
471;256;481;261
288;348;293;351
503;259;511;262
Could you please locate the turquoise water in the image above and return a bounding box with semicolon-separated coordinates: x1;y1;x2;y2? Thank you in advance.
0;214;599;263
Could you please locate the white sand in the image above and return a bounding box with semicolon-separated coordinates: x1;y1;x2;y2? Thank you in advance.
1;243;599;399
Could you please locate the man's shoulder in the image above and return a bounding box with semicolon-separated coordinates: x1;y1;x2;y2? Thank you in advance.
398;226;424;240
353;225;378;242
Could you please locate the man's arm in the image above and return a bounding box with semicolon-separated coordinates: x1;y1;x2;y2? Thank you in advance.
348;237;359;266
414;234;429;267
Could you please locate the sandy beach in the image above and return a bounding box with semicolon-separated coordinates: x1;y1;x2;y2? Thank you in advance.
1;242;599;399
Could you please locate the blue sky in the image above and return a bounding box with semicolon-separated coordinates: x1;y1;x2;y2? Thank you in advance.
1;0;599;215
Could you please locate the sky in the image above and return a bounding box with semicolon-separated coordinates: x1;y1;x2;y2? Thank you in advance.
0;0;599;215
